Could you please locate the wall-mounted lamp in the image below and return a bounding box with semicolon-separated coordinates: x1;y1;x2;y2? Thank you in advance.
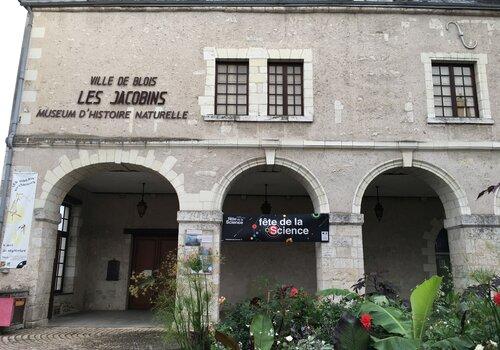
137;182;148;218
374;185;384;222
260;184;272;214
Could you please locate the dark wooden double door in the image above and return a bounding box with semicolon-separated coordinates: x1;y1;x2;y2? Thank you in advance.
129;235;177;309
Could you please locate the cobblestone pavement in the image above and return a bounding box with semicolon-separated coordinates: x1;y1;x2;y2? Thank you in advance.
0;326;178;350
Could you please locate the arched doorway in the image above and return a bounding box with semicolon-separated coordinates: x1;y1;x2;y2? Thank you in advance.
219;162;323;303
358;164;463;297
39;161;179;319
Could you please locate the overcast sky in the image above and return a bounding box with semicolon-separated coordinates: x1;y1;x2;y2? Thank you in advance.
0;2;27;168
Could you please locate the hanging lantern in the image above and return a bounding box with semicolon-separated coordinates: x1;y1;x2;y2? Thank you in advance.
260;184;272;214
374;185;384;222
137;182;148;218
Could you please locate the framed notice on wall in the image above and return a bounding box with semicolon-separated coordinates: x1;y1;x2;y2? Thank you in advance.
222;214;329;243
0;172;38;269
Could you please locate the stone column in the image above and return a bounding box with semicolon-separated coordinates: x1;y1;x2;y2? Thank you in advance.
316;213;365;292
444;214;499;290
24;209;60;327
177;210;223;322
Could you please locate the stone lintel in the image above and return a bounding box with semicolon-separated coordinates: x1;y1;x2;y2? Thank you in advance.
33;209;61;225
329;212;364;225
177;210;223;223
444;214;500;229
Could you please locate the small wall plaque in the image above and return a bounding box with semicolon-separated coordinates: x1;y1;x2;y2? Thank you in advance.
106;259;120;281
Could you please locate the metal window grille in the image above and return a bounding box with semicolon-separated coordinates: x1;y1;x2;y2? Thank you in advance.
215;61;249;116
54;204;71;294
268;61;303;116
432;62;479;118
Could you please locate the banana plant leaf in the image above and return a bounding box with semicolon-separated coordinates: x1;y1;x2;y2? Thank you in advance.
250;314;274;350
425;337;473;350
410;276;442;341
360;302;412;337
214;330;240;350
372;336;419;350
332;313;369;350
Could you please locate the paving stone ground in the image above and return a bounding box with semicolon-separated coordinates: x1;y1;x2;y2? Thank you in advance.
0;326;178;350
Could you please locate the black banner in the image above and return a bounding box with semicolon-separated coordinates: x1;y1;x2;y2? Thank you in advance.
222;214;329;242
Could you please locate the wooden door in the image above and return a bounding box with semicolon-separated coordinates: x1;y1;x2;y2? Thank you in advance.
129;236;177;309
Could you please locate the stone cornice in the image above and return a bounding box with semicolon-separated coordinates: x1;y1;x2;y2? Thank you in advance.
329;212;364;225
444;214;500;229
13;135;500;151
19;1;500;15
33;208;61;224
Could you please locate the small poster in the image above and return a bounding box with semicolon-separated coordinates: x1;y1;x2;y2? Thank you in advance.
0;172;38;268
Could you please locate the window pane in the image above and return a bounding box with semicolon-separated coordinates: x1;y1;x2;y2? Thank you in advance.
462;67;471;75
444;107;453;117
269;106;275;115
227;85;236;94
276;106;283;115
467;107;476;117
227;105;237;115
217;74;226;83
59;250;65;263
56;278;62;291
217;84;226;94
218;65;227;73
237;85;246;94
453;67;462;75
442;86;451;95
216;105;226;115
295;106;302;115
440;66;449;75
432;66;440;75
237;106;247;115
441;76;450;85
434;97;442;106
228;65;237;74
237;95;246;104
287;106;295;115
434;107;443;117
217;95;226;104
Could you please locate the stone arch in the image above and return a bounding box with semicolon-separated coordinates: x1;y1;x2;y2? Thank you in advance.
352;159;470;220
36;149;184;220
213;157;330;213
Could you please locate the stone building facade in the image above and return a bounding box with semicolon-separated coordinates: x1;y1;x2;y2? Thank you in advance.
0;0;498;327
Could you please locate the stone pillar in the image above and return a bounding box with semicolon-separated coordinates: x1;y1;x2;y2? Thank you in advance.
316;213;365;292
177;210;223;322
24;209;60;327
444;214;499;290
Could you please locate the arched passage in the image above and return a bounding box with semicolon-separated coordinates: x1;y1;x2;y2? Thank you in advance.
353;159;470;297
33;157;180;321
217;158;329;303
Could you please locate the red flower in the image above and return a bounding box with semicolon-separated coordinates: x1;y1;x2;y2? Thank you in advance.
360;313;372;330
493;292;500;306
289;287;299;298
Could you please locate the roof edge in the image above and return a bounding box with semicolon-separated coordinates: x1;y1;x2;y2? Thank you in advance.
18;0;500;11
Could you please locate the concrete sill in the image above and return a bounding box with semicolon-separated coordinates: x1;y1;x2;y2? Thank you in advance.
203;114;313;122
427;117;494;125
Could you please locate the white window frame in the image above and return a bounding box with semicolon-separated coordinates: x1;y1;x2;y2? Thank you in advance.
199;48;313;122
421;52;493;125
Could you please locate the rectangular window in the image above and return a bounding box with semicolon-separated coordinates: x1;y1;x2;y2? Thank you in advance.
215;61;248;115
54;204;71;294
432;62;479;118
268;61;303;116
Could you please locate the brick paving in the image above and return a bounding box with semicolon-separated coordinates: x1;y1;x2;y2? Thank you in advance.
0;326;178;350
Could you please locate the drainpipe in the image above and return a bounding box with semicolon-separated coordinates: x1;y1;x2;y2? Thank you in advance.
0;6;34;246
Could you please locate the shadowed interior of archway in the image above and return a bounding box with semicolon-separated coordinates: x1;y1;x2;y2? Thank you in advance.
361;167;450;298
220;164;317;303
47;163;179;318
